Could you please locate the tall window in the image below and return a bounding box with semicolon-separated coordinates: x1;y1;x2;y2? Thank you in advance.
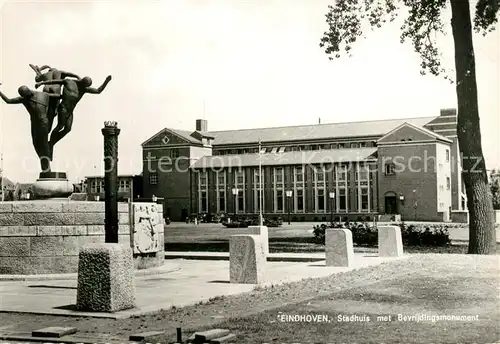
216;170;226;213
234;169;245;213
445;149;450;162
336;165;348;212
198;170;208;213
356;163;370;212
273;167;284;212
253;168;265;213
149;173;158;185
118;180;130;192
293;166;304;212
338;188;347;212
92;180;104;193
314;166;326;213
446;176;450;190
385;163;396;175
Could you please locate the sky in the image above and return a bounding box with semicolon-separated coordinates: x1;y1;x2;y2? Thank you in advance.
0;0;498;183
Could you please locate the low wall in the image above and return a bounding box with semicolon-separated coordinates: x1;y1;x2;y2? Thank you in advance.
0;201;164;274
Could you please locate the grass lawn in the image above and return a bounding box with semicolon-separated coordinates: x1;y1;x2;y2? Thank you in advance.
166;254;500;344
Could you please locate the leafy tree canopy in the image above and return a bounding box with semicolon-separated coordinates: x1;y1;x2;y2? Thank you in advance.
320;0;499;77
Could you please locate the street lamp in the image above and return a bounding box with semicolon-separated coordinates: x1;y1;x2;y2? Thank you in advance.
285;190;292;225
232;187;239;220
329;191;335;224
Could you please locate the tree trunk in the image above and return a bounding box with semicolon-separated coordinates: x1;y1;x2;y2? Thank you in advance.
450;0;496;254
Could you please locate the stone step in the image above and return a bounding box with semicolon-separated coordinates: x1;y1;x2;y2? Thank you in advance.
191;329;231;342
32;326;77;338
129;331;164;341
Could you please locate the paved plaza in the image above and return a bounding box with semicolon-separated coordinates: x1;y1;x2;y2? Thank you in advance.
0;254;404;319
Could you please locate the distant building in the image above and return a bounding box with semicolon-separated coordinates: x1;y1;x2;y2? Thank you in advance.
141;110;465;222
84;175;143;201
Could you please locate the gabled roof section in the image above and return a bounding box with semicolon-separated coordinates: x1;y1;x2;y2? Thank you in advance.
142;128;202;147
191;148;378;169
206;116;437;146
377;122;452;145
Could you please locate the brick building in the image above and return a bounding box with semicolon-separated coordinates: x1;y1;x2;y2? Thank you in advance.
142;109;465;222
84;175;143;202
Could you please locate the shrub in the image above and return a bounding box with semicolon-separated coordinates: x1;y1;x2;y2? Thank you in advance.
313;221;452;247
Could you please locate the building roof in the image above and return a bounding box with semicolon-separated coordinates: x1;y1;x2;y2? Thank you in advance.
377;122;453;144
206;116;437;146
142;116;439;148
191;148;378;169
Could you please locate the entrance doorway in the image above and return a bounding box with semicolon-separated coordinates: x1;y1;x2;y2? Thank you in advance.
385;196;398;214
181;208;188;222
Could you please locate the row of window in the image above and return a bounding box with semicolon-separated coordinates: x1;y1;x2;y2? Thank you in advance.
198;165;371;213
89;180;131;193
213;141;376;156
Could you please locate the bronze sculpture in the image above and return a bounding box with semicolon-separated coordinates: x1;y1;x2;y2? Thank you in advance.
36;75;112;160
29;64;80;133
0;84;60;172
0;65;112;173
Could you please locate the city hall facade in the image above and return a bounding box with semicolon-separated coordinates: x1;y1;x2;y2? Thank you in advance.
141;109;467;222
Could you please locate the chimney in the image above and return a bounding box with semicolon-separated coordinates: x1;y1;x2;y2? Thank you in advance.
318;117;321;124
440;108;457;117
196;119;208;132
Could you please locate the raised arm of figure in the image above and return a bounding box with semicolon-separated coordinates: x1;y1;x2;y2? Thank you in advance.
86;75;112;94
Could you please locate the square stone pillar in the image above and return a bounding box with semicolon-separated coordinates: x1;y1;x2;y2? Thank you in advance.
378;225;404;257
325;228;354;267
248;225;269;255
76;243;136;312
229;235;266;284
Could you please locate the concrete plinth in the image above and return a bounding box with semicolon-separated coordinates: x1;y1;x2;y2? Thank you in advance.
248;225;269;255
33;172;73;199
325;228;354;267
229;235;265;284
76;243;136;312
378;226;404;257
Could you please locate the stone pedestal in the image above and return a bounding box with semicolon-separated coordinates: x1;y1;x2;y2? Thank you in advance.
229;235;265;284
325;228;354;267
33;172;73;199
76;243;136;312
248;225;269;255
378;225;404;257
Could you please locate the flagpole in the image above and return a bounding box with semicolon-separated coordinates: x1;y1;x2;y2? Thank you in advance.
259;139;263;226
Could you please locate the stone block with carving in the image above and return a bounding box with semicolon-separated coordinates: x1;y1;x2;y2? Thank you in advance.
378;225;404;257
325;228;354;267
132;203;162;254
76;243;136;312
229;235;265;284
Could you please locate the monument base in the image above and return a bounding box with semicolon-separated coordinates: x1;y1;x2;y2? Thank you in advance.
76;243;136;312
33;172;73;199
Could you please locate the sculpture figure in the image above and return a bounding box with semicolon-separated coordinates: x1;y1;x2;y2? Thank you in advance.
35;75;112;160
0;83;60;172
29;64;80;133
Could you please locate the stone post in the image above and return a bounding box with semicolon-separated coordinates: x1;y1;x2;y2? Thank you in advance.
102;121;120;243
